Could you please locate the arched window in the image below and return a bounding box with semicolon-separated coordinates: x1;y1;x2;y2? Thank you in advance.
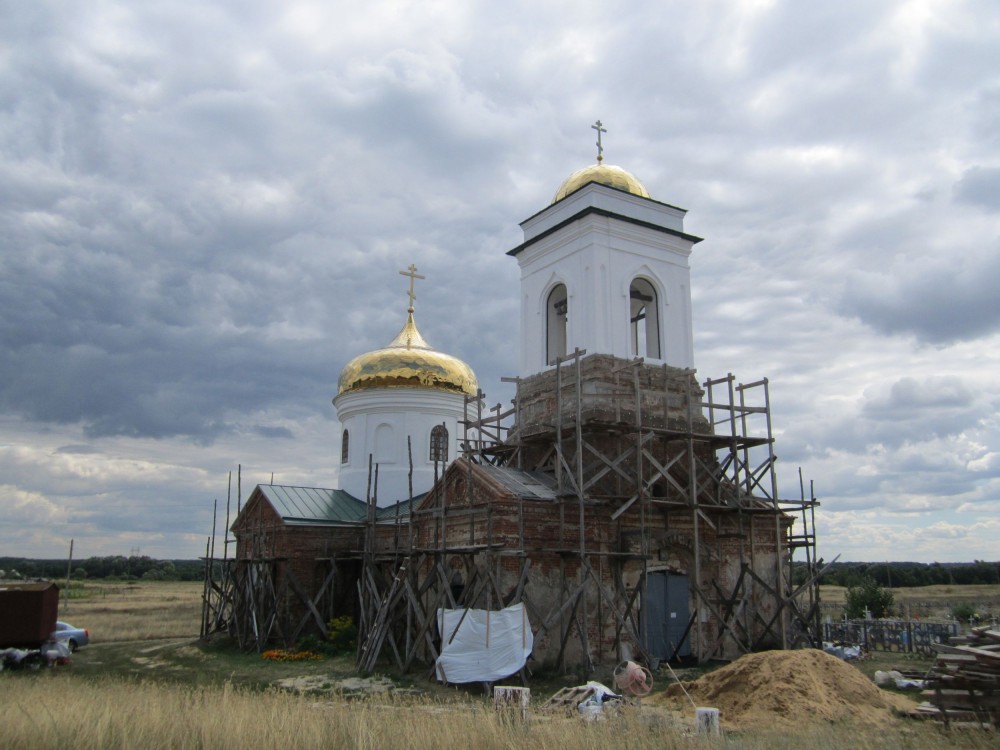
630;278;661;359
341;429;349;464
546;283;568;365
429;424;448;462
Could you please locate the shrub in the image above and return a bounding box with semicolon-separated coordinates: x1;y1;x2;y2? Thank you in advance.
326;616;358;654
295;634;334;657
951;602;976;622
845;576;894;619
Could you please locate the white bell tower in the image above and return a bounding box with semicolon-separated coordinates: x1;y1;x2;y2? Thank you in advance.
508;124;702;377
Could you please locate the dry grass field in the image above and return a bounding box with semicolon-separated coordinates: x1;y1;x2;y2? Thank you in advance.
2;675;995;750
1;580;997;749
58;580;202;642
819;584;1000;620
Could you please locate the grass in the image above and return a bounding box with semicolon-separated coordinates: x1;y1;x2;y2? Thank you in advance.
55;580;202;642
1;676;995;750
1;580;996;749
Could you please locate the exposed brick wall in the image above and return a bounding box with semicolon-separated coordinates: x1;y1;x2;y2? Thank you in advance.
513;354;710;438
404;459;791;665
234;452;788;663
232;488;365;639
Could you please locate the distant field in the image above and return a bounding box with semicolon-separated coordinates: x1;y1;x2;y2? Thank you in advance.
57;579;202;642
51;581;1000;645
819;584;1000;620
50;580;1000;645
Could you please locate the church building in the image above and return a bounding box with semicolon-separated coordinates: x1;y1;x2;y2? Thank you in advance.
221;125;820;673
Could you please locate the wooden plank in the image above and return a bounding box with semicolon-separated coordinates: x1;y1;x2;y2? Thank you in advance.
512;558;531;603
951;645;1000;663
402;580;441;671
541;583;584;631
923;691;1000;709
934;653;979;663
972;627;1000;642
541;686;596;713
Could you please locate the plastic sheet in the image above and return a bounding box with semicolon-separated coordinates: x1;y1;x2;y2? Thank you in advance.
435;603;533;684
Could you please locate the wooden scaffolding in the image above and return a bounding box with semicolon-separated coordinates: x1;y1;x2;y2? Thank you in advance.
200;469;351;651
354;352;823;675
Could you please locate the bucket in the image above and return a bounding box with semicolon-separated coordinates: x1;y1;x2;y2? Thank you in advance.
695;707;720;734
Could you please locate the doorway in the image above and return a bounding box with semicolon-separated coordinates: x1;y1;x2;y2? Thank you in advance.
643;572;691;660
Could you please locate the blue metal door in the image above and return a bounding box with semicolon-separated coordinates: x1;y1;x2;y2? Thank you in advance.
643;572;691;660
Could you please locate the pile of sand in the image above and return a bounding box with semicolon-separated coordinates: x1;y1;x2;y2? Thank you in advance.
657;649;902;729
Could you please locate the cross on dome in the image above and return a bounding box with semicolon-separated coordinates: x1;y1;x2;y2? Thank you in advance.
592;120;607;163
399;263;425;313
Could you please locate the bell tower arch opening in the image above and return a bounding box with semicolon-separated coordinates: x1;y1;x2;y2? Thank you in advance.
546;283;568;365
630;277;661;360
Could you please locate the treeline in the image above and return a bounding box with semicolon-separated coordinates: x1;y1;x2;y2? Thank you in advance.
805;560;1000;588
5;557;1000;587
0;556;204;582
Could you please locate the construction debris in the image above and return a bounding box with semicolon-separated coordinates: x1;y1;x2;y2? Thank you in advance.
874;670;925;690
541;682;621;718
823;642;864;660
914;626;1000;728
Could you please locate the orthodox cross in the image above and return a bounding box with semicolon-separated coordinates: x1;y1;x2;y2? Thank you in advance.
592;120;607;163
400;263;425;312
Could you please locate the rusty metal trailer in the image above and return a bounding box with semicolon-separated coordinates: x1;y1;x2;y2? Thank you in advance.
0;581;59;648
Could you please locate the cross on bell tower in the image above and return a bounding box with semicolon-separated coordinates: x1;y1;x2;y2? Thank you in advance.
509;123;703;375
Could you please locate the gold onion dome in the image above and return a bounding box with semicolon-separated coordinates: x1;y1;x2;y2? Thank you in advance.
552;162;650;203
337;313;478;397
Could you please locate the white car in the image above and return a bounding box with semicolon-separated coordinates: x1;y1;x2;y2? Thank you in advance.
52;621;89;651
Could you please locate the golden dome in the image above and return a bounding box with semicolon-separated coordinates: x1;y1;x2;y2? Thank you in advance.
337;313;478;397
552;162;650;203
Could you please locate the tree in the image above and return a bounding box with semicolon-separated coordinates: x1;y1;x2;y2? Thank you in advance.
845;576;894;619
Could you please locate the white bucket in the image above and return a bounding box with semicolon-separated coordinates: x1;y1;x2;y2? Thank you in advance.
695;707;720;734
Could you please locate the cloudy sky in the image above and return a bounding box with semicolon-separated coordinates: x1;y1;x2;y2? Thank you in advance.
2;0;998;564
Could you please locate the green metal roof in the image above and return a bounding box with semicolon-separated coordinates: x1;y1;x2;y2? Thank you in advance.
374;494;425;522
254;485;428;525
480;466;558;500
257;485;367;525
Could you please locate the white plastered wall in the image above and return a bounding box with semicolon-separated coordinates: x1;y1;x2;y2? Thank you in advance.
334;388;471;505
514;184;698;376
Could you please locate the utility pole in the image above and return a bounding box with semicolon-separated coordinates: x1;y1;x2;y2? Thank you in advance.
63;539;74;612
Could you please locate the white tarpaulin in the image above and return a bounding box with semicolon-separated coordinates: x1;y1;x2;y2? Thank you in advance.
435;603;533;684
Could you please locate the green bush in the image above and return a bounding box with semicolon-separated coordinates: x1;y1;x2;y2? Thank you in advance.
326;616;358;653
951;602;976;622
295;618;358;657
845;576;894;619
295;634;333;656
